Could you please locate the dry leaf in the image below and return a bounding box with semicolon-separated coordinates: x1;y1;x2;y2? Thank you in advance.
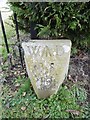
21;106;26;111
20;72;25;75
14;71;17;75
5;103;10;109
66;109;80;115
15;83;20;87
22;92;26;97
17;71;20;74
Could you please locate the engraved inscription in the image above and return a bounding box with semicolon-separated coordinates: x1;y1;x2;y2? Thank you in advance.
23;44;70;90
26;45;69;57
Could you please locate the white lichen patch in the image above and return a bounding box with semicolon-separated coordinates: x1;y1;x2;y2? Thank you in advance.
36;80;41;89
53;52;57;56
63;45;70;53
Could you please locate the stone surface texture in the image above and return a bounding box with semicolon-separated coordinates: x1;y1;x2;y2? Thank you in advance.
22;40;71;98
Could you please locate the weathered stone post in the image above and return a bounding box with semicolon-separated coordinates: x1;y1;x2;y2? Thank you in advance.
22;40;71;98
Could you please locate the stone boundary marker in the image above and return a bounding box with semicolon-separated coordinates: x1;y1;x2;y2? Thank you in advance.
22;40;71;98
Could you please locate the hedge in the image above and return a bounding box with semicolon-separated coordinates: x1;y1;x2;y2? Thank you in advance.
9;2;90;49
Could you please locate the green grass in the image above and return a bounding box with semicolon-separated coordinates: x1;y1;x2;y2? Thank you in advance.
0;18;15;63
0;46;8;61
1;76;88;119
0;44;13;62
0;19;15;42
0;84;2;119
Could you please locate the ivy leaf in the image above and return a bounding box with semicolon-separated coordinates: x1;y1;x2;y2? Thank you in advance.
37;25;50;37
69;21;77;30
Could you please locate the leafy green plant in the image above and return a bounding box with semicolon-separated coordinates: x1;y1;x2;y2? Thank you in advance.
37;24;50;38
71;47;78;55
9;2;90;49
18;78;31;94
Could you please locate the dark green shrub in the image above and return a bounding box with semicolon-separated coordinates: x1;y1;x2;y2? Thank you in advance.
9;2;90;49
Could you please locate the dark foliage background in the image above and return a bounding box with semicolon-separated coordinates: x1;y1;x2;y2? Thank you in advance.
9;2;90;49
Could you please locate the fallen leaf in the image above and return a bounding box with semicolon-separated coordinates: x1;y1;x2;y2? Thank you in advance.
14;71;17;75
22;92;26;97
1;62;3;65
17;65;21;68
68;75;72;80
17;71;20;74
21;106;26;111
20;72;25;75
15;83;20;87
66;109;80;115
5;103;10;109
0;78;7;83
